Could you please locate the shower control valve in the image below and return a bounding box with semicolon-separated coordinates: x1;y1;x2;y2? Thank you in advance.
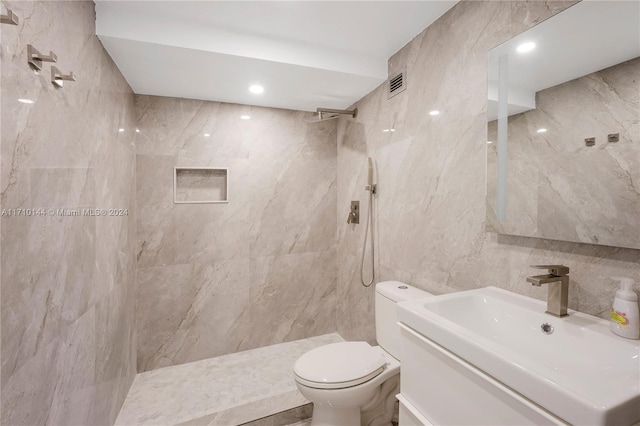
347;201;359;224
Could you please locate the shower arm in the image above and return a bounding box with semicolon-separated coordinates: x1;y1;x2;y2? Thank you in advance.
317;108;358;120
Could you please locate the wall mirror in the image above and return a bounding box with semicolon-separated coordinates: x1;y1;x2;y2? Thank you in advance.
486;1;640;249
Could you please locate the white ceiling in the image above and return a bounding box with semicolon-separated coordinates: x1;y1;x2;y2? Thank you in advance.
487;1;640;120
95;1;458;112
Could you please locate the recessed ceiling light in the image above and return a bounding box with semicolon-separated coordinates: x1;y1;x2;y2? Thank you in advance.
537;128;547;133
118;128;125;132
240;115;251;120
487;141;493;144
382;128;396;133
249;85;264;94
429;110;440;116
517;42;536;53
18;98;34;104
203;133;211;137
135;128;140;133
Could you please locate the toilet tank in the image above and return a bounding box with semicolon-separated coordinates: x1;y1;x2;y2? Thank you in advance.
375;281;432;360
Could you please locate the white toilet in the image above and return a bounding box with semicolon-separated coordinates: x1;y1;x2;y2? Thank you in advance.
293;281;432;426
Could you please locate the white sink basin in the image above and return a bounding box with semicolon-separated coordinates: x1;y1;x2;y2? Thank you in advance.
397;286;640;425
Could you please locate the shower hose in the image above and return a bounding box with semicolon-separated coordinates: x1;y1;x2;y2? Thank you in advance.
360;188;375;287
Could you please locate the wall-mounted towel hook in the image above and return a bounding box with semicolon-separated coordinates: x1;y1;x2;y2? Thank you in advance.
51;66;76;88
1;8;19;25
27;44;57;71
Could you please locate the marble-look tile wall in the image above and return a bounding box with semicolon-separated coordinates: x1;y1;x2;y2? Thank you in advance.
337;0;640;343
135;96;337;371
1;1;136;425
488;57;640;249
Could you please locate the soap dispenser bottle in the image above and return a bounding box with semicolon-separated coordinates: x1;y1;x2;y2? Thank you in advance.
610;277;639;340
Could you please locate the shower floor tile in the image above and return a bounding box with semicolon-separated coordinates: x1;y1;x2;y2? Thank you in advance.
115;333;344;426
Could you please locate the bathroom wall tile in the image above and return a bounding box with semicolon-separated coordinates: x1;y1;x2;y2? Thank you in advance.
1;213;96;385
29;168;96;208
135;96;225;157
1;336;60;425
135;96;338;369
136;260;254;371
335;259;376;343
138;152;336;266
336;0;640;341
1;1;136;424
94;265;137;422
242;251;337;351
136;250;337;372
44;309;99;425
335;114;381;342
135;96;317;159
135;154;180;266
380;115;488;275
2;308;97;426
510;0;580;33
136;99;337;266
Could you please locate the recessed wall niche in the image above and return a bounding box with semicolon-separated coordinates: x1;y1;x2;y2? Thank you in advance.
174;167;228;204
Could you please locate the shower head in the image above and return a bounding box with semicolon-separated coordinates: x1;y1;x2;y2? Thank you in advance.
305;107;358;123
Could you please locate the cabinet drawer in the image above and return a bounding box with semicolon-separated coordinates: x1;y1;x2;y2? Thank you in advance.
399;323;566;426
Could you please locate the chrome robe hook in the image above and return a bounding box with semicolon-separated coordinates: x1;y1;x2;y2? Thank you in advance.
51;66;77;88
27;44;57;71
1;9;19;25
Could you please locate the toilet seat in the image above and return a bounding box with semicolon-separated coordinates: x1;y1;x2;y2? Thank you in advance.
294;342;387;389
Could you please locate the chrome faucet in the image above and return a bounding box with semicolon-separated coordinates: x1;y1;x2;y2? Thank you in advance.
526;265;569;317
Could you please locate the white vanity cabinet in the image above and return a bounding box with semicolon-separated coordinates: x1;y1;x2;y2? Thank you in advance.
398;324;566;426
395;286;640;426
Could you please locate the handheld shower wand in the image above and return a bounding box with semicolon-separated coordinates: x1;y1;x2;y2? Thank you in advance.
361;157;376;287
366;157;376;194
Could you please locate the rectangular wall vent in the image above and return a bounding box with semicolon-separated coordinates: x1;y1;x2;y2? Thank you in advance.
388;69;406;99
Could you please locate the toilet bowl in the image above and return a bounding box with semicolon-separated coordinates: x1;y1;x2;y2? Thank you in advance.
293;281;432;426
294;342;400;425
